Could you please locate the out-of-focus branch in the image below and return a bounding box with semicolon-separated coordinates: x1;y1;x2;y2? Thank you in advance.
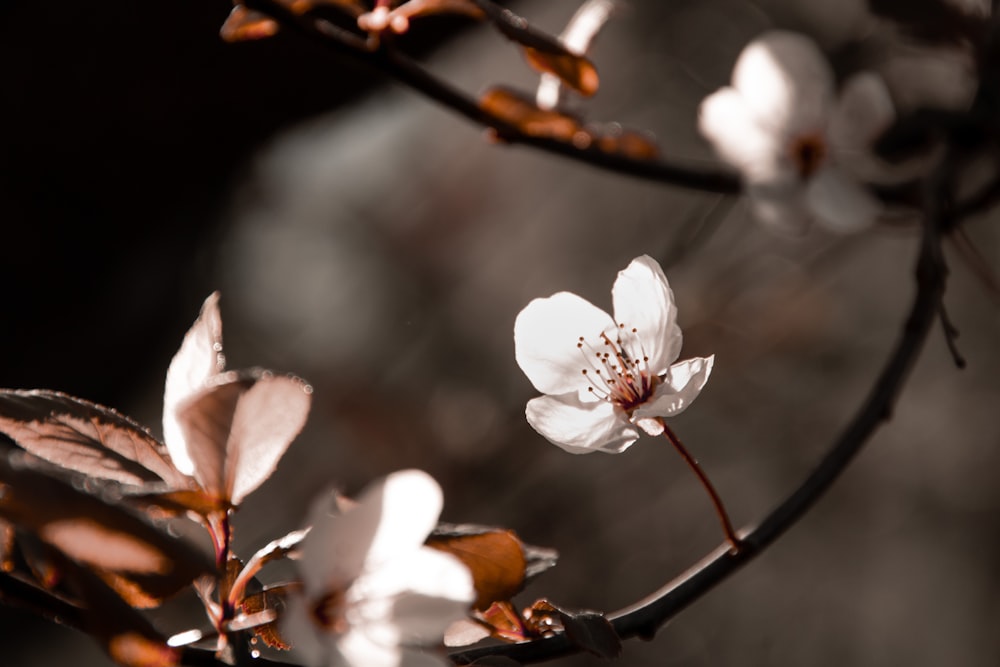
450;176;952;665
239;0;743;194
0;571;86;632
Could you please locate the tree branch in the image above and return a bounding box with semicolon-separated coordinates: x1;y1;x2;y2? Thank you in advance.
239;0;743;193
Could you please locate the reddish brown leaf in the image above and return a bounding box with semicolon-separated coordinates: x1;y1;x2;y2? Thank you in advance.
279;0;366;16
220;6;279;42
523;47;599;97
471;0;599;95
592;124;660;160
477;600;529;641
0;457;213;607
427;524;555;610
229;527;309;607
174;370;312;507
0;518;13;572
382;0;485;32
107;633;180;667
0;389;189;489
240;583;300;650
480;87;581;142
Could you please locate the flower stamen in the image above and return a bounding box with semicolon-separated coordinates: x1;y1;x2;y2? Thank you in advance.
577;325;660;414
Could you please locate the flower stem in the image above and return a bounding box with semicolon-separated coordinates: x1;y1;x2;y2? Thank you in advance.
661;423;741;553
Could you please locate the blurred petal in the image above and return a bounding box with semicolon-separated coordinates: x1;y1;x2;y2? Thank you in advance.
806;167;881;233
336;632;450;667
163;293;225;475
526;394;639;454
698;87;783;180
302;471;443;597
281;592;331;667
746;185;811;235
336;631;403;667
633;356;714;421
829;71;895;153
351;547;474;616
610;255;681;373
731;31;834;136
514;292;615;396
351;550;472;646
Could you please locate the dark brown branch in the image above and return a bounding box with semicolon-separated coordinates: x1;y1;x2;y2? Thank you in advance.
0;571;86;633
240;0;742;194
450;203;949;664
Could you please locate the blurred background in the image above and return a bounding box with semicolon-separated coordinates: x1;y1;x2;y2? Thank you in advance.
2;0;1000;665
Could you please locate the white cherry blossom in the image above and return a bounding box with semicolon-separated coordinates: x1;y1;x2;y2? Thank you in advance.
698;30;896;233
283;470;475;667
514;255;714;454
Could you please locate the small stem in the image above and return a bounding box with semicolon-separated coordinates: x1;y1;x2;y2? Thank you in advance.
660;423;741;553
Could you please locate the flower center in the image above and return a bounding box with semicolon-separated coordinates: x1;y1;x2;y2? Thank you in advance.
577;323;659;413
789;132;827;179
312;591;349;634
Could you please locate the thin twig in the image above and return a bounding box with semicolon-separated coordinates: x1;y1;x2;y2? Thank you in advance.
661;424;740;553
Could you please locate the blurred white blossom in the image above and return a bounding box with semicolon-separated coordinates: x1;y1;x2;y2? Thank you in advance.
699;30;895;233
283;470;475;667
514;255;713;454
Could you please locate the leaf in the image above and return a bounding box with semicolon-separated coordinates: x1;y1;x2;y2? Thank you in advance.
381;0;485;32
522;48;599;98
280;0;367;16
0;456;213;607
107;633;180;667
239;583;300;650
174;370;312;506
480;87;582;142
471;0;598;96
52;549;182;667
229;527;310;606
0;518;13;572
476;600;529;642
163;292;226;478
427;524;556;610
590;124;660;160
0;389;189;489
220;6;280;43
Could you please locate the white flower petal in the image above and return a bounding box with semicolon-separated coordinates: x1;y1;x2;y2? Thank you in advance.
731;31;834;136
301;471;443;597
514;292;616;396
633;356;714;421
698;87;785;180
610;255;682;373
526;394;639;454
806;166;881;233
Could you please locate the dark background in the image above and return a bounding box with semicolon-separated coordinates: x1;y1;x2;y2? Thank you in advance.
3;1;1000;666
